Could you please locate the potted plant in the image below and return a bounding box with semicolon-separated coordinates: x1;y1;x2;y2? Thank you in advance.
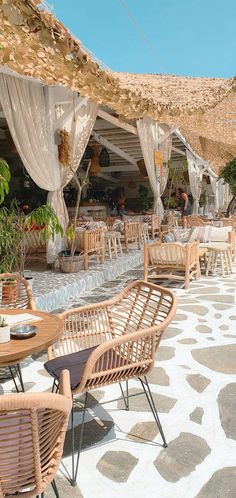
0;316;10;343
58;160;91;273
138;185;151;212
0;159;63;280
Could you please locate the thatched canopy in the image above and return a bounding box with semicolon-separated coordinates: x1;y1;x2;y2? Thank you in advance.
113;73;236;170
0;0;235;170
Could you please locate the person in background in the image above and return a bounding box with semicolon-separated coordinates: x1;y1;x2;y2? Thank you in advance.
177;188;192;227
116;188;126;216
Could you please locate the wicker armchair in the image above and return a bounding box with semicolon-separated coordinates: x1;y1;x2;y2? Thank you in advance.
0;273;35;310
74;228;105;270
0;370;72;498
45;280;177;485
144;241;200;289
187;215;208;227
0;273;36;392
24;229;46;261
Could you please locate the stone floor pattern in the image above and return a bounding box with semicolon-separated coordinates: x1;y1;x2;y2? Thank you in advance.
1;263;236;498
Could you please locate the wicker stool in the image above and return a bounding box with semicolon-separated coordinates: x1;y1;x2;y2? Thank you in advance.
206;245;232;277
105;231;123;260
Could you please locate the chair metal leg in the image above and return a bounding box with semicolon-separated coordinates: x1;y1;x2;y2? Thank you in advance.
139;376;168;448
51;379;59;393
118;380;129;410
8;366;20;392
51;479;60;498
16;363;25;392
71;392;88;486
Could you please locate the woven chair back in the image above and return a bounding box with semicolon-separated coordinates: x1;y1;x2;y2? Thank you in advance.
49;281;177;392
0;273;35;310
124;221;140;241
0;373;72;498
187;215;207;227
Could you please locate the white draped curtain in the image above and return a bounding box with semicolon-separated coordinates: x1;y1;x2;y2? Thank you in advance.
0;73;97;261
186;150;203;214
218;178;232;210
137;117;172;219
209;173;219;213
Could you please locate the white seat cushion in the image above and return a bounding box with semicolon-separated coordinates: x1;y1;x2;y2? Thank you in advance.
210;226;232;242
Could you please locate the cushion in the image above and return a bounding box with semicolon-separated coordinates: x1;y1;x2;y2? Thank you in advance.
173;228;192;242
189;225;212;243
44;346;98;389
44;346;122;390
75;222;107;232
162;232;175;243
210;226;232;242
112;220;124;234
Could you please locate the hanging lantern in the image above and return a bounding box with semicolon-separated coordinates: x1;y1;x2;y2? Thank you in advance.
90;144;101;176
154;150;163;177
128;181;136;189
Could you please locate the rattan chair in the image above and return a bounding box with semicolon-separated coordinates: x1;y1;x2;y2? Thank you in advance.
74;229;105;270
44;280;177;485
144;241;200;289
187;215;208;227
0;273;36;392
121;221;141;252
24;229;46;262
149;215;161;239
0;369;72;498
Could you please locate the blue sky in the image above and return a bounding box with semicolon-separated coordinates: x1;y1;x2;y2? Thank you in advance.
51;0;235;78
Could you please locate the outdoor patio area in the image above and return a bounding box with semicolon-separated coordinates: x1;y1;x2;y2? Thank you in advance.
1;260;235;498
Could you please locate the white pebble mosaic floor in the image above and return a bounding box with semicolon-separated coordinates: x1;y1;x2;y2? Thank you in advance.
1;256;236;498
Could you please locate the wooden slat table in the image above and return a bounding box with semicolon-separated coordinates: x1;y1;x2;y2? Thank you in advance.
0;309;62;365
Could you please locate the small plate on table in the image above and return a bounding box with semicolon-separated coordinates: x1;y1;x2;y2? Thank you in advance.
10;325;37;339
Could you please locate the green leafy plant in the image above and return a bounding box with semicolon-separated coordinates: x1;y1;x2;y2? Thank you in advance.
219;158;236;216
0;158;63;273
0;158;11;204
138;185;151;212
65;160;91;257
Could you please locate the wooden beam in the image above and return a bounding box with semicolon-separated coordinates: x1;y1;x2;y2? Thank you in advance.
158;126;178;145
101;164;138;172
97;173;118;183
97;109;138;135
92;131;137;166
172;146;186;157
54;97;88;131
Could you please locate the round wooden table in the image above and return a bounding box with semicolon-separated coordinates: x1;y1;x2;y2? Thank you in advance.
0;309;63;365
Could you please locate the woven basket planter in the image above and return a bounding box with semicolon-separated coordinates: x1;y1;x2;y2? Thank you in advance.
58;251;85;273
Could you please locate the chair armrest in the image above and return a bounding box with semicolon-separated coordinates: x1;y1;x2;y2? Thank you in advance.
59;369;72;399
76;326;158;392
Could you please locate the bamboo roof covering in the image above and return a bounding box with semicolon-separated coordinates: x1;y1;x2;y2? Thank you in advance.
0;0;235;171
113;73;236;169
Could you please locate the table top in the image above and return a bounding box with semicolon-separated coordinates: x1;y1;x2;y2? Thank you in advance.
0;309;62;364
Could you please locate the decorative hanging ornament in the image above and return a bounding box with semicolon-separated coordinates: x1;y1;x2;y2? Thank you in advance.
58;129;72;168
154;150;163;177
90;144;101;176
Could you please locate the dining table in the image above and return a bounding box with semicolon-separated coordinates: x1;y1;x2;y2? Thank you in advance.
0;308;63;366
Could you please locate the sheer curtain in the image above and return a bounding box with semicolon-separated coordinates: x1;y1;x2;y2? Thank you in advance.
186;150;203;214
209;174;219;213
137;117;171;219
0;73;97;261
